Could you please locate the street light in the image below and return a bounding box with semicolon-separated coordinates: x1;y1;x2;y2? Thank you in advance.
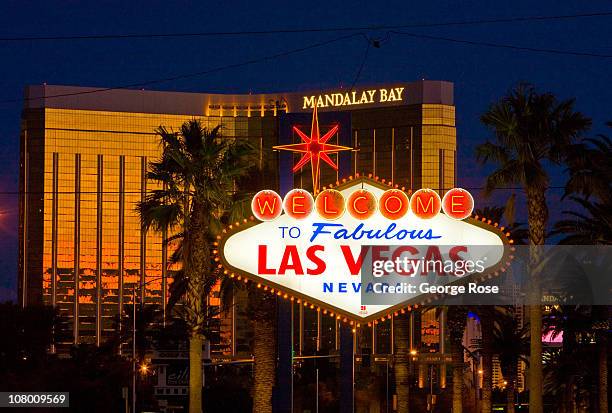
130;275;165;413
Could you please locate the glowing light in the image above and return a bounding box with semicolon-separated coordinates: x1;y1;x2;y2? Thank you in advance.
442;187;474;220
315;189;345;220
346;189;376;220
410;189;441;219
273;106;351;193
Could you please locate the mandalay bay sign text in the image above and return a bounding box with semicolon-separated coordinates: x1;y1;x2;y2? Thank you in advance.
302;87;405;109
218;178;510;322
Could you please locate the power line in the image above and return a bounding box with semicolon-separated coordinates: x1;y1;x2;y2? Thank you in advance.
390;31;612;58
0;33;367;104
5;26;611;107
2;16;610;105
349;37;373;91
1;11;611;41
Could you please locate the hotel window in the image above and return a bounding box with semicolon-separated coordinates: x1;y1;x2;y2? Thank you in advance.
375;318;391;354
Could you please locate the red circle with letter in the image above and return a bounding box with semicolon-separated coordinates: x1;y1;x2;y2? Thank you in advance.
347;189;377;220
410;189;441;219
379;189;410;220
283;189;314;219
442;188;474;220
252;190;283;221
315;189;345;220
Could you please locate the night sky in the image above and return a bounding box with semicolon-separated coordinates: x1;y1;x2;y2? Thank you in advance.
0;1;610;301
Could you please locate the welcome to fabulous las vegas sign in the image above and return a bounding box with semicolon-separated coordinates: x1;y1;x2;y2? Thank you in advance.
216;177;511;323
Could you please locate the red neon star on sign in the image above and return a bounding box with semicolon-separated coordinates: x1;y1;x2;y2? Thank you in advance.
274;106;352;193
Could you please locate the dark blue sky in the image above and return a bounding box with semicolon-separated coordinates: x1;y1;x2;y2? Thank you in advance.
0;1;610;301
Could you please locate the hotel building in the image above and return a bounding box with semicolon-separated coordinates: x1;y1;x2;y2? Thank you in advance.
18;80;456;396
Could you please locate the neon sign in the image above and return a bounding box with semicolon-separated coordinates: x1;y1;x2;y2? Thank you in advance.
302;87;405;109
217;177;511;323
273;106;351;192
252;187;473;221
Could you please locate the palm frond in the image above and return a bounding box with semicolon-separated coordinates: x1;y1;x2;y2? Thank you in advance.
167;269;187;312
137;119;256;332
552;196;612;244
563;133;612;203
475;141;511;164
136;198;182;232
479;83;591;204
483;161;522;195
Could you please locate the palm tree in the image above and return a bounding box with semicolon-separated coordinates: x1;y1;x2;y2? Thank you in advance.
543;339;599;412
564;125;612;204
447;306;468;413
472;206;527;413
250;288;277;413
553;197;612;244
107;304;159;359
476;307;494;413
137;120;254;413
542;304;593;411
593;306;609;413
555;129;612;245
554;126;611;412
492;309;529;413
394;313;411;412
219;273;277;413
474;205;528;245
477;83;591;413
548;307;609;413
212;157;278;413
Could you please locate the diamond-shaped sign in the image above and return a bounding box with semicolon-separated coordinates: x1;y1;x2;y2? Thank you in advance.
218;178;509;322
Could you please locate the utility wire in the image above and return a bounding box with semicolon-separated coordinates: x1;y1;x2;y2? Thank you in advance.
349;36;373;91
2;16;610;104
5;26;611;106
0;33;366;104
1;11;611;41
390;30;612;58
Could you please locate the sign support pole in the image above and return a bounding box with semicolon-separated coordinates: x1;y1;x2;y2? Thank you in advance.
274;113;295;413
340;323;355;413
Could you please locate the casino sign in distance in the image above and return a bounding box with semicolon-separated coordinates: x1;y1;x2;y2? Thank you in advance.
215;176;513;324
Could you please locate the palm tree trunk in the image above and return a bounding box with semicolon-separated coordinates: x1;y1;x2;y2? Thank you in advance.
599;337;608;413
253;311;276;413
559;395;567;413
251;290;276;413
394;313;410;413
185;205;210;413
526;187;547;413
452;345;464;413
528;304;543;412
567;383;575;413
506;378;516;413
189;333;203;413
448;307;467;413
480;313;493;413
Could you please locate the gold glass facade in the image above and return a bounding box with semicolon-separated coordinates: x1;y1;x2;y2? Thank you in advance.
21;107;278;349
19;81;455;356
350;104;456;191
